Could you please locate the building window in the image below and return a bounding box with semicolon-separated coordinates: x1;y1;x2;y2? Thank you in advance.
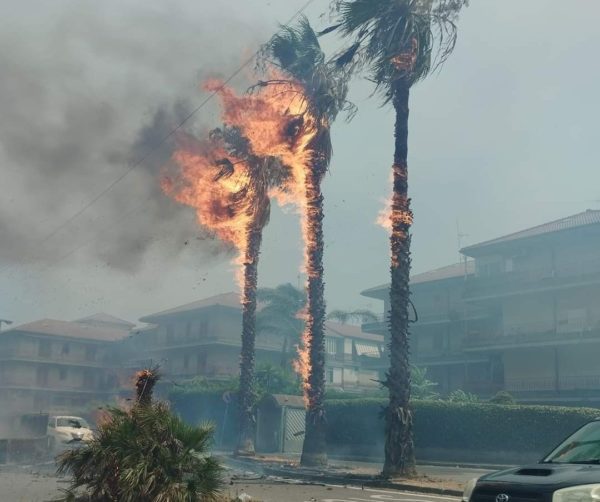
198;320;208;337
36;366;49;387
167;324;175;342
61;343;70;356
197;353;207;373
326;369;334;384
83;370;94;388
183;354;190;370
185;322;191;339
325;337;337;355
59;368;68;381
85;346;97;362
38;340;51;358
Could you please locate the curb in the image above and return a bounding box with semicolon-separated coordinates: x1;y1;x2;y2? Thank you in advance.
224;456;463;497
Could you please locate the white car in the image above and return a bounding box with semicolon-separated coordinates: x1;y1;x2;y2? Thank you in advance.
48;416;94;451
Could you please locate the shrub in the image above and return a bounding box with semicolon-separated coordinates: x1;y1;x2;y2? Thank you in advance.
325;399;600;457
411;366;440;400
447;389;480;403
58;368;223;501
489;390;516;405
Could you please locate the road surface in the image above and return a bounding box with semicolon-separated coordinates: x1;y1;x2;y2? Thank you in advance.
223;481;462;502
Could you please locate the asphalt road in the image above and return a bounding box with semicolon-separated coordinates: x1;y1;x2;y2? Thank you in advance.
0;459;471;502
224;481;462;502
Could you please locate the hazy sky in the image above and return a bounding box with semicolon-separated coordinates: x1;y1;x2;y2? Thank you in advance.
1;0;599;326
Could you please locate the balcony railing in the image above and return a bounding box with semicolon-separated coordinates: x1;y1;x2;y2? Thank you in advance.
506;375;600;392
464;326;600;350
362;309;491;332
463;381;503;395
465;258;600;299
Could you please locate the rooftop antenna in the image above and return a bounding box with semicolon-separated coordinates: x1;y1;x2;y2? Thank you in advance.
456;220;468;260
0;319;13;331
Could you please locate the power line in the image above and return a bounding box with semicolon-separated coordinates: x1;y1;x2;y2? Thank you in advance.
0;0;316;275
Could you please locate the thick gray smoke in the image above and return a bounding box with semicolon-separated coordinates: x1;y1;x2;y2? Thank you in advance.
0;0;265;271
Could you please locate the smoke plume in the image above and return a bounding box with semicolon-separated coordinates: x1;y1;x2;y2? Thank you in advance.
0;0;266;271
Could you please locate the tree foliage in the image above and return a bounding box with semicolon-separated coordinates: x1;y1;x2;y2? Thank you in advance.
57;369;223;502
326;309;379;324
447;389;480;403
331;0;468;101
256;284;306;345
409;365;439;400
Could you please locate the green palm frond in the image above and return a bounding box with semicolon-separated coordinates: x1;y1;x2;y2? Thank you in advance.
256;283;306;341
327;308;379;324
332;0;467;101
57;373;223;501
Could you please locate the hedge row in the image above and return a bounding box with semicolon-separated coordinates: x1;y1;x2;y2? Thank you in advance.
171;392;600;457
325;399;600;456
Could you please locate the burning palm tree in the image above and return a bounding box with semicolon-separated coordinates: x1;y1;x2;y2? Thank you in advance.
163;126;288;456
204;17;352;466
257;17;353;467
331;0;467;477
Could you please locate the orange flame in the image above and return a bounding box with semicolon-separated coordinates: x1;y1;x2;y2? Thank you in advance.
164;72;321;405
162;134;255;269
206;75;321;403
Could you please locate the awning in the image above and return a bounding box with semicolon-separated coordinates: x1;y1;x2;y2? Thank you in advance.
355;342;381;358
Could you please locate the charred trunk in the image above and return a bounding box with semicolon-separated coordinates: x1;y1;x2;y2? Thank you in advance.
235;224;263;456
382;82;416;478
300;170;328;467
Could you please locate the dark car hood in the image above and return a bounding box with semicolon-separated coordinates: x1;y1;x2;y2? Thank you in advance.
478;463;600;491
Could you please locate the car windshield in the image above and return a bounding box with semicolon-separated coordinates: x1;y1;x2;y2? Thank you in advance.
544;421;600;464
56;417;89;429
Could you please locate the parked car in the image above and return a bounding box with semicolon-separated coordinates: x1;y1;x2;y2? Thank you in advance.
463;418;600;502
47;416;93;452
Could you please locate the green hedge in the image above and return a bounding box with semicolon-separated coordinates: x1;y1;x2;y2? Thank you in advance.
171;392;600;459
325;399;600;457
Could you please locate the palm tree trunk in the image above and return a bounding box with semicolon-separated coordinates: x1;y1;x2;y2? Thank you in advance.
235;223;263;456
382;81;417;478
300;169;328;467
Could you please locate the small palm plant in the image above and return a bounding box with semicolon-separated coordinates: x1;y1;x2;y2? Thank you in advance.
57;367;223;501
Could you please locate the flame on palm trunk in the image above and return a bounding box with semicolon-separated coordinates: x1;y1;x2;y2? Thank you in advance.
162;72;321;403
205;74;321;404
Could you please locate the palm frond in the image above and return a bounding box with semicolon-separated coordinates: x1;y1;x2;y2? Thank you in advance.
327;308;379;324
259;15;353;125
331;0;467;100
57;375;223;501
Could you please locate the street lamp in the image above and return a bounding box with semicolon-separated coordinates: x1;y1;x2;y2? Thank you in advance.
0;319;13;331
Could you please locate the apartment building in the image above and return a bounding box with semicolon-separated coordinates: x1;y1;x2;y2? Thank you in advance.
0;316;131;416
132;293;285;380
323;321;383;391
362;262;498;395
362;210;600;405
133;292;383;392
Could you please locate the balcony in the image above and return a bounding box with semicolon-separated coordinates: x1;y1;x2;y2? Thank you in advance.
0;351;104;368
506;375;600;393
464;258;600;300
362;309;491;335
412;352;488;366
464;324;600;351
463;380;503;396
